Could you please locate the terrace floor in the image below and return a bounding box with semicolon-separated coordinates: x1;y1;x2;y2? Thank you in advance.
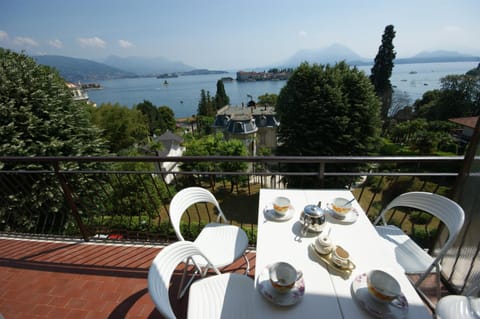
0;237;446;319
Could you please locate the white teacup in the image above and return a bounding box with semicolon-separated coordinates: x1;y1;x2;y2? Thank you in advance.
269;262;302;293
367;269;401;303
273;196;290;216
329;197;352;220
314;235;334;255
331;245;350;268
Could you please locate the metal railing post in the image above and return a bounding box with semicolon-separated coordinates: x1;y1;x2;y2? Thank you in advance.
318;162;325;187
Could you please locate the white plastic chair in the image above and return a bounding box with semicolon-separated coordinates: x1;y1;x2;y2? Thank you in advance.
373;192;465;304
148;241;254;319
169;187;249;276
436;283;480;319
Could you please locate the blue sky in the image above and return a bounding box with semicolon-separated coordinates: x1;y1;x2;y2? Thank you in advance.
1;0;479;69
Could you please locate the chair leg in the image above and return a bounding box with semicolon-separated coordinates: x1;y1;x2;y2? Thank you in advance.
243;252;250;275
410;266;441;312
177;257;221;299
177;258;200;299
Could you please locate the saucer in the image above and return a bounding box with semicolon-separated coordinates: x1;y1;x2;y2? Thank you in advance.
326;207;359;224
309;244;355;279
351;273;408;319
257;265;305;306
264;205;295;222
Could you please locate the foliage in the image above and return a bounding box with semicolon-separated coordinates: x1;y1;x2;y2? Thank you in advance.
389;118;458;154
135;100;176;136
90;103;149;153
0;48;110;233
181;133;249;191
466;63;480;77
214;80;230;110
195;115;215;136
414;75;480;121
275;61;381;188
409;211;433;225
197;89;215;117
102;156;171;217
370;25;396;130
0;49;108;157
257;93;278;106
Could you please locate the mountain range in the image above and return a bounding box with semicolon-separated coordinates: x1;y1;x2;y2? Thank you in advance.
33;55;135;82
279;43;480;67
101;55;194;75
32;44;480;82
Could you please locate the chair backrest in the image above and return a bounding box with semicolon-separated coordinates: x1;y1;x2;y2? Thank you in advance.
169;187;227;241
148;241;219;319
374;192;465;262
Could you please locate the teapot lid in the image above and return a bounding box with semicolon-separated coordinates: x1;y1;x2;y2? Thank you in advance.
303;204;324;217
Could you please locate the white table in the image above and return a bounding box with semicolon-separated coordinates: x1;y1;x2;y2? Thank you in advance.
254;189;432;319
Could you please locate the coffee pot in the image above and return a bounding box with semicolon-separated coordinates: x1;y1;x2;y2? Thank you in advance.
300;202;327;235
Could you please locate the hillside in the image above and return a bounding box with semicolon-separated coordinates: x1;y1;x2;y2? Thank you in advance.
33;55;135;82
102;55;194;75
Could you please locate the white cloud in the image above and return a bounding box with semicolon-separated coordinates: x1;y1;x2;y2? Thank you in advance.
77;36;106;48
118;39;134;48
0;30;8;41
298;30;308;38
48;39;63;49
13;36;39;47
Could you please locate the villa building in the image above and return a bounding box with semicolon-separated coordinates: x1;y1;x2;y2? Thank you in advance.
449;116;479;151
152;130;185;184
213;103;280;155
66;82;96;106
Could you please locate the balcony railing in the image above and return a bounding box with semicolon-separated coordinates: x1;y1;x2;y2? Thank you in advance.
0;155;471;292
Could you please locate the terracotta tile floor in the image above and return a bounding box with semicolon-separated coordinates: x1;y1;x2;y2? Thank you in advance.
0;237;442;319
0;237;254;319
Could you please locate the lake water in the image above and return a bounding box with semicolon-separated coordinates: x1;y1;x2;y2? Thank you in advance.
87;61;479;118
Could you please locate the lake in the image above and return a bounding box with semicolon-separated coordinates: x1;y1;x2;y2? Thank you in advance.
87;61;479;118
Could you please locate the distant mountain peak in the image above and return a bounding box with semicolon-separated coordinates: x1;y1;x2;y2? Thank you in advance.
281;43;368;67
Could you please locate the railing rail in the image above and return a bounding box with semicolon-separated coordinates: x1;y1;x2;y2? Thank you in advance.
2;154;475;293
1;155;462;239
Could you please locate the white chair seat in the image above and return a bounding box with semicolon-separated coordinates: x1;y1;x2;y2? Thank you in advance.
188;273;254;319
436;295;480;319
376;225;436;274
148;241;254;319
193;222;249;268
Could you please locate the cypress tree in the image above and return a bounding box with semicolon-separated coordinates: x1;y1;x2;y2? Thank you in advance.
370;25;396;131
215;79;230;110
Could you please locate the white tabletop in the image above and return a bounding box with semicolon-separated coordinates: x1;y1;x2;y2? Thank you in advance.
254;189;432;319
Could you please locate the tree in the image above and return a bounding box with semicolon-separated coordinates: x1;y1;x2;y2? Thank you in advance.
0;48;108;233
414;75;480;121
276;62;381;188
258;93;278;106
214;80;230;110
0;49;108;157
430;75;480;120
135;100;158;135
197;89;215;117
157;106;176;133
370;25;396;131
217;138;248;192
181;133;248;191
91;103;149;154
136;100;176;136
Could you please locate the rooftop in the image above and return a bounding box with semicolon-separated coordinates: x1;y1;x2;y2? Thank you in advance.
449;116;479;129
